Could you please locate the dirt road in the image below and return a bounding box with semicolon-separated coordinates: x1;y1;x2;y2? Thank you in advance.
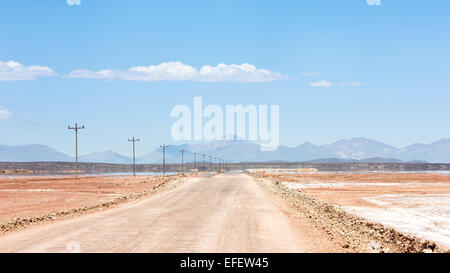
0;174;337;253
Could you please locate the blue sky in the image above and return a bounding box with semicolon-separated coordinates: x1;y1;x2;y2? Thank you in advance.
1;0;449;156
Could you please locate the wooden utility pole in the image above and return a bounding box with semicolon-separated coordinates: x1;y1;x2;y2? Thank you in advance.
192;152;198;171
128;137;140;176
68;123;84;179
180;148;186;174
202;154;206;171
209;155;213;172
160;144;168;176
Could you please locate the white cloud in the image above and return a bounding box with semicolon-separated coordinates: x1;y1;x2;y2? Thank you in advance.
198;63;286;82
367;0;381;6
67;0;81;6
309;80;332;88
0;60;56;81
126;62;198;81
338;82;363;87
66;62;287;82
66;69;120;79
0;106;12;120
301;72;320;77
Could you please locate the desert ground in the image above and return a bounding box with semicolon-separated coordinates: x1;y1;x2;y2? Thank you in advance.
256;171;450;250
0;173;344;253
0;171;447;253
0;174;180;224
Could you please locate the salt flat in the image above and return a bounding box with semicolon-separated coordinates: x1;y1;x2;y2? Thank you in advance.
267;171;450;250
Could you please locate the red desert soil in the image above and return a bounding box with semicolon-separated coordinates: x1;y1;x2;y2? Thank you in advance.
0;174;187;224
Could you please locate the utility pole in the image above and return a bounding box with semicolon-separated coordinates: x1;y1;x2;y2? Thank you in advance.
128;137;140;176
202;154;206;171
214;157;217;172
68;123;85;179
160;144;168;176
192;152;198;171
209;155;213;172
180;148;186;174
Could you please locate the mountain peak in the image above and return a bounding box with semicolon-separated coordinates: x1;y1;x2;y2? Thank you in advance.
0;144;72;162
79;150;130;164
431;138;450;145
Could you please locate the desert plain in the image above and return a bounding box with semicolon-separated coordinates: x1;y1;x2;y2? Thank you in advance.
0;170;448;253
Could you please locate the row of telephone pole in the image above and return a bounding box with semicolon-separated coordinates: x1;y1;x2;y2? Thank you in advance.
160;144;230;176
68;123;230;178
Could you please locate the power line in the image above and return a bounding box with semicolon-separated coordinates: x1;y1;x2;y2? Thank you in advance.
10;117;66;128
86;128;124;143
68;123;85;179
3;116;125;142
128;137;140;176
0;119;61;133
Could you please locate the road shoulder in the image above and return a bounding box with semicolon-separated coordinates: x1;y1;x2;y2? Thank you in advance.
252;174;443;253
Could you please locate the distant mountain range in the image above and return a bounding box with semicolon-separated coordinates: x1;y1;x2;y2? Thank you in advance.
79;150;131;164
0;144;72;162
1;137;449;163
